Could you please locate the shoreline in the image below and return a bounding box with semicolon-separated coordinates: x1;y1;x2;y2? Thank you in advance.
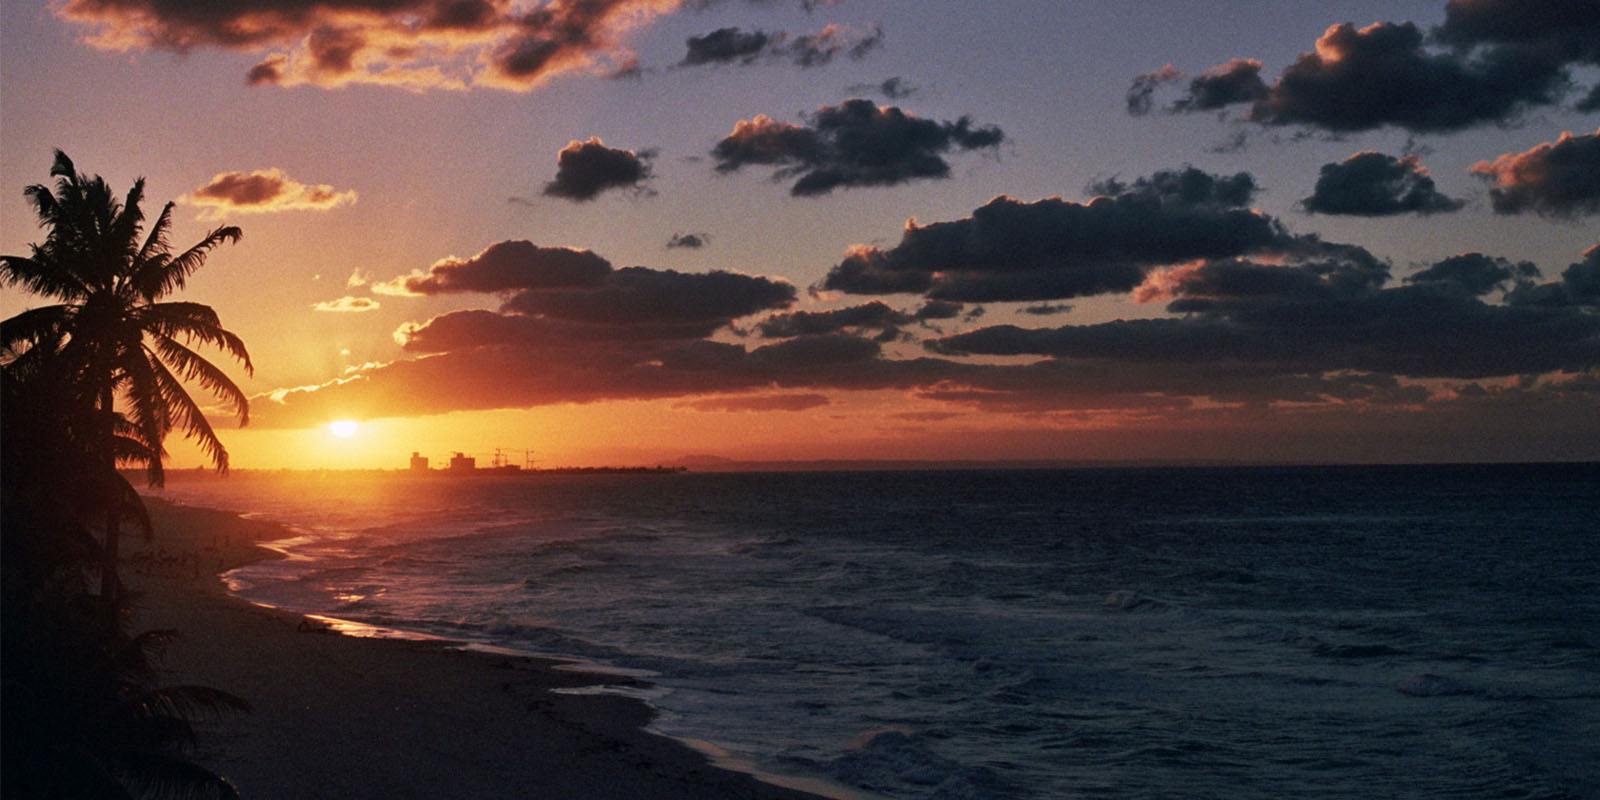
126;498;838;800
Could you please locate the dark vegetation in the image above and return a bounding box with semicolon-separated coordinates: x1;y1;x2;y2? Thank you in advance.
3;152;253;798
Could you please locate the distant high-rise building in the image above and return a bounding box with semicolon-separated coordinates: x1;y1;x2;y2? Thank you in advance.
409;451;429;471
449;452;475;471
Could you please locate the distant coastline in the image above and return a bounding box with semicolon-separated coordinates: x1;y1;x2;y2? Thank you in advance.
133;456;1600;480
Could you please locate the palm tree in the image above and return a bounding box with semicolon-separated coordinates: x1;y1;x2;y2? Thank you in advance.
2;150;252;603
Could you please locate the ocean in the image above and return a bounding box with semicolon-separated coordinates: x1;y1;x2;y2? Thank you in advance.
148;464;1600;799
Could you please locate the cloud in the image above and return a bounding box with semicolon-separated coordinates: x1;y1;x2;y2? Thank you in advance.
1170;59;1267;112
1471;128;1600;217
912;299;963;320
712;99;1004;195
820;167;1294;302
1126;63;1181;115
1578;84;1600;113
1404;253;1539;296
180;168;356;218
501;266;796;328
1086;167;1259;208
930;251;1600;381
373;240;613;296
1434;0;1600;64
678;393;830;412
1021;303;1072;315
248;220;1600;445
312;296;381;312
543;138;655;202
667;232;710;249
680;23;880;68
875;76;916;99
57;0;684;91
1301;152;1464;216
755;300;910;340
847;76;918;100
1150;20;1576;132
1508;246;1600;309
682;26;772;64
255;259;1600;437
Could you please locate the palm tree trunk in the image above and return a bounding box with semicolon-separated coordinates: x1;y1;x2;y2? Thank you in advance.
98;384;120;607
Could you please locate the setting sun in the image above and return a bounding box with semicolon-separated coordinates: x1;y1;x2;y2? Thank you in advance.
328;420;359;438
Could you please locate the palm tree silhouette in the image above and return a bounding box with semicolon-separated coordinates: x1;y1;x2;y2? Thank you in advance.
2;150;252;604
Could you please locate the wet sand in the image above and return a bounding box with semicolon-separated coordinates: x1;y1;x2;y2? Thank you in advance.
124;499;831;800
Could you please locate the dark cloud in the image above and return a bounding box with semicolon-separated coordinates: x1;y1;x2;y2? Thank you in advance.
58;0;683;91
821;167;1292;302
712;99;1004;195
1171;58;1268;112
682;26;772;64
1126;63;1182;115
1578;84;1600;113
1301;152;1464;216
501;266;797;329
756;301;909;340
1565;246;1600;305
667;232;710;249
876;76;917;99
1154;20;1577;132
1509;246;1600;308
1254;22;1567;132
1471;128;1600;217
375;240;613;295
1405;253;1539;296
255;250;1600;442
1086;167;1258;208
543;137;655;202
787;23;881;66
844;76;918;101
931;253;1600;380
913;299;963;320
1021;303;1072;315
679;24;881;68
1435;0;1600;64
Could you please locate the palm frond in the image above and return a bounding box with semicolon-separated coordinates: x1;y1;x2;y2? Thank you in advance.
143;353;231;473
48;148;77;181
119;341;175;449
106;178;148;270
149;224;242;300
140;302;253;376
2;251;92;299
148;335;250;425
125;684;253;722
2;303;74;357
130;201;175;299
114;749;243;800
23;180;60;222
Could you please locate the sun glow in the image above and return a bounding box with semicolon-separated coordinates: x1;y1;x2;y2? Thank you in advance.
328;419;359;438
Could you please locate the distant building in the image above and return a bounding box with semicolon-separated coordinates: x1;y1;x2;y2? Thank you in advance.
449;451;476;471
409;452;429;471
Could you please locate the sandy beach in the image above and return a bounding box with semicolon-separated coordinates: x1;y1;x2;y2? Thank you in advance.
124;499;832;800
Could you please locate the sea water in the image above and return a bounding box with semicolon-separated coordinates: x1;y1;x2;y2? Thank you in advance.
148;464;1600;799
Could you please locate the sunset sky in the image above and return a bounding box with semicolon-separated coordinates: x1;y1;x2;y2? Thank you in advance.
3;0;1597;469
